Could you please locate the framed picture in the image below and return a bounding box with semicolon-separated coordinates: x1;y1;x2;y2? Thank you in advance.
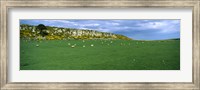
1;0;199;90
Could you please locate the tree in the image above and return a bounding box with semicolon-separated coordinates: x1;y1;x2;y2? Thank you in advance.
36;24;48;37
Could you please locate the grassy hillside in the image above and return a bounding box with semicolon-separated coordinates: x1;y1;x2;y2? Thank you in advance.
20;39;180;70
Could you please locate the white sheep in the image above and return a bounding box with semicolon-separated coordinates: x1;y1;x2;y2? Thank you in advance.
71;45;75;48
91;44;94;47
36;44;39;47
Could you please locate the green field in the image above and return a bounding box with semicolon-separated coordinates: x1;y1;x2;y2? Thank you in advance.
20;39;180;70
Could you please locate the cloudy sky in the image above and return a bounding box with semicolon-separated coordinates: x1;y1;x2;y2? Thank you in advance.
20;19;180;40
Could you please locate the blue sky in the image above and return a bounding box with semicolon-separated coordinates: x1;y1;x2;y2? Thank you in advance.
20;19;180;40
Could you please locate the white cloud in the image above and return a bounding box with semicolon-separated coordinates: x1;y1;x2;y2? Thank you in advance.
111;23;120;26
27;20;180;34
135;20;180;33
79;27;89;30
105;22;120;26
43;20;74;23
97;28;111;32
80;24;100;27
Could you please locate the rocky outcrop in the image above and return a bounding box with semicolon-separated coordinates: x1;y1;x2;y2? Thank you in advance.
20;24;132;40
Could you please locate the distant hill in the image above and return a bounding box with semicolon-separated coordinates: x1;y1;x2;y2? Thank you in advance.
166;38;180;40
20;24;132;40
169;38;180;40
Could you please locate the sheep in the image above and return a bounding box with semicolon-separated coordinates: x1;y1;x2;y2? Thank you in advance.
71;45;75;48
36;44;39;47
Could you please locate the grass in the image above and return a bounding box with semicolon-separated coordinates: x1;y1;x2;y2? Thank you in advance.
20;39;180;70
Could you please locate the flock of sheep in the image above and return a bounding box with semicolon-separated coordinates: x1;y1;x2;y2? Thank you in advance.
35;40;133;48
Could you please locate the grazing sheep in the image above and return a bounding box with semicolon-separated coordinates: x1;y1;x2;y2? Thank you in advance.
68;43;71;45
36;44;39;47
83;45;85;47
82;40;85;42
91;44;94;47
71;45;75;48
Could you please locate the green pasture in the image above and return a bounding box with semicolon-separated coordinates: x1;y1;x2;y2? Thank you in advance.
20;39;180;70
